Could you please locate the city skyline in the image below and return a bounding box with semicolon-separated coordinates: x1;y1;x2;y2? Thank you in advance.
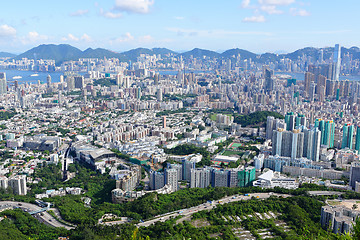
1;0;359;53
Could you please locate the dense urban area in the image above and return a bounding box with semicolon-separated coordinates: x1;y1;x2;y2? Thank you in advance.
1;43;360;239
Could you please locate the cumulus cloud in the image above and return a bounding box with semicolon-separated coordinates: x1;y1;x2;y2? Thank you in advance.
27;31;48;41
114;0;154;14
242;15;266;23
174;16;184;20
0;25;16;38
260;5;283;14
62;34;79;41
114;32;135;43
81;34;92;42
290;8;310;16
69;9;89;17
241;0;251;8
100;8;123;19
62;33;93;42
258;0;295;5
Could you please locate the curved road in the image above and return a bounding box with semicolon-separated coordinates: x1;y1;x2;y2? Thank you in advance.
136;192;290;227
0;201;74;230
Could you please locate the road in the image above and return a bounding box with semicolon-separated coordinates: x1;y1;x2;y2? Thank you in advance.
136;192;290;227
0;201;74;230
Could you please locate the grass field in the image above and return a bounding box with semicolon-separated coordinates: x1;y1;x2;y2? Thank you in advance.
222;150;244;157
229;143;244;148
210;113;233;121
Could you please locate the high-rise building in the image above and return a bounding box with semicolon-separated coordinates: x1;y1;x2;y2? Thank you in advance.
342;124;354;149
182;159;196;181
0;72;7;95
304;72;314;96
333;44;341;81
165;168;178;191
355;126;360;152
272;129;304;159
190;168;211;188
314;119;335;147
0;176;8;189
149;171;165;190
157;89;163;101
162;116;167;129
237;167;256;187
47;75;52;88
74;76;85;89
285;112;296;131
211;169;228;187
8;175;27;195
264;68;274;93
266;116;287;140
350;162;360;190
66;76;75;91
303;127;321;161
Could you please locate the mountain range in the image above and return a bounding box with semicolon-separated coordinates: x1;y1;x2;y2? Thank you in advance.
4;44;360;65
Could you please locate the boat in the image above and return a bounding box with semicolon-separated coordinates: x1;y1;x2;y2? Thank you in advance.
30;74;39;77
12;76;22;79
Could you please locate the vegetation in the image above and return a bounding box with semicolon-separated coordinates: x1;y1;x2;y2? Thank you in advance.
0;111;16;120
0;209;68;240
233;111;284;127
163;144;212;167
93;78;117;87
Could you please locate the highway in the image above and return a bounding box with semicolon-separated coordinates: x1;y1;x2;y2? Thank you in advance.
136;192;290;227
0;201;74;230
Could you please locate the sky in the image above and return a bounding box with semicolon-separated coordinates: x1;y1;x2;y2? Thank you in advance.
0;0;359;54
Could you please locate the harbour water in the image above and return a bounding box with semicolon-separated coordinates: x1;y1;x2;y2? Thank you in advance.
1;69;63;84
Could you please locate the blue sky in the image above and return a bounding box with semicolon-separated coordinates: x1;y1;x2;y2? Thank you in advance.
0;0;358;53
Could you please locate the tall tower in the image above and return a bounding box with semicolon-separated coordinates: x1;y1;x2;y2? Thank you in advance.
342;124;354;149
47;75;52;88
264;68;274;93
332;44;341;81
356;126;360;152
0;73;6;95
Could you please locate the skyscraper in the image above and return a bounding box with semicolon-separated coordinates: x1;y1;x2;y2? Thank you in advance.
333;44;341;81
264;68;274;93
46;75;52;88
0;72;7;95
165;168;178;191
356;126;360;152
272;129;304;159
342;124;354;149
303;127;321;161
74;76;85;89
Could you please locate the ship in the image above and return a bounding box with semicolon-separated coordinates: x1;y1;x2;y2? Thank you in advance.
12;76;22;79
30;74;39;77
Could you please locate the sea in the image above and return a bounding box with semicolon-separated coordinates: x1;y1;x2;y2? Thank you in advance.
2;69;63;84
276;71;360;82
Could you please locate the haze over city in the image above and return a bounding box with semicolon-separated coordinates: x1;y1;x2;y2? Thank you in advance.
1;0;360;53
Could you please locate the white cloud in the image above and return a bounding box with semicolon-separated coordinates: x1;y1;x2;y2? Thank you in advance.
138;35;153;43
114;0;154;14
242;15;266;23
174;16;184;20
27;31;48;42
70;9;89;17
258;0;295;5
62;34;79;41
241;0;251;8
100;8;122;19
114;32;134;43
62;33;92;42
290;8;310;16
166;28;272;37
81;34;92;42
0;25;16;38
260;5;283;14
